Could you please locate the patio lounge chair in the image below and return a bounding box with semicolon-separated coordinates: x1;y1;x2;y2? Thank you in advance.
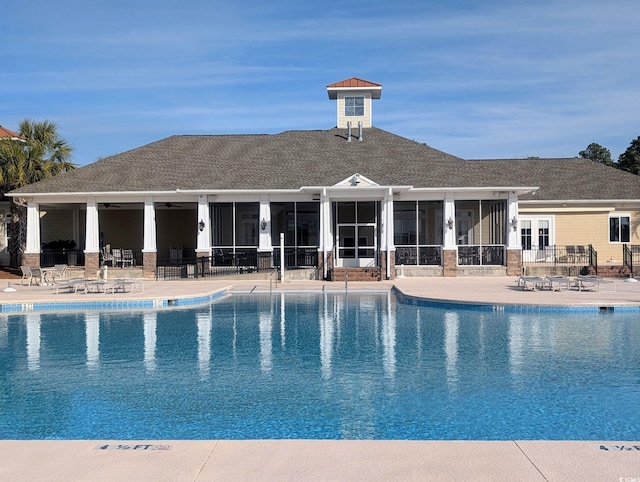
546;276;573;291
576;275;616;292
109;278;144;293
20;265;33;286
517;276;549;291
54;277;89;294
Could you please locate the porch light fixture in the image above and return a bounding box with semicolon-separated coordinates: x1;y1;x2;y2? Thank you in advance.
511;216;518;231
260;218;267;231
446;217;454;230
198;219;205;232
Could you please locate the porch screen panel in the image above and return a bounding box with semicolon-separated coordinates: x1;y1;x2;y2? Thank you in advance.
393;201;416;245
235;203;259;246
484;200;505;244
212;203;233;246
337;202;355;223
296;202;320;246
418;201;443;245
270;202;295;246
357;201;376;223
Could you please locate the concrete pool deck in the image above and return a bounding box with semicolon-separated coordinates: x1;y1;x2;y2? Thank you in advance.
1;275;639;481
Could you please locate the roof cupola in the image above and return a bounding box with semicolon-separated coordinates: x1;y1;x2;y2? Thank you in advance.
327;77;381;129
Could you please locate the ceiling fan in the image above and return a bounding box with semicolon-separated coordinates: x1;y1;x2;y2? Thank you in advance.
164;202;182;208
102;203;121;208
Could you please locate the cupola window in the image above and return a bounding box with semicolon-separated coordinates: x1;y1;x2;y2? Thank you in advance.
345;96;364;116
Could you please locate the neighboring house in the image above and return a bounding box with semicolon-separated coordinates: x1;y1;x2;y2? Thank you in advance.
7;79;640;279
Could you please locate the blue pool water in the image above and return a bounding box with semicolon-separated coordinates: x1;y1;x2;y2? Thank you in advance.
1;293;639;440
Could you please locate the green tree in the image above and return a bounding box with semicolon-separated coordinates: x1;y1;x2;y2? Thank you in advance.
579;142;614;166
0;119;75;266
618;136;640;175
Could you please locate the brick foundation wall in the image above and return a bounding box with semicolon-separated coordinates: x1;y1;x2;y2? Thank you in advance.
331;267;381;281
594;264;631;277
142;251;157;279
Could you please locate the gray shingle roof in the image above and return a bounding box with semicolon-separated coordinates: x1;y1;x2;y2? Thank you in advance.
10;127;640;201
470;158;640;201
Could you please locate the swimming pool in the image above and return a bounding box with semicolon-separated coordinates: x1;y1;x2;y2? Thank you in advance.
1;292;639;440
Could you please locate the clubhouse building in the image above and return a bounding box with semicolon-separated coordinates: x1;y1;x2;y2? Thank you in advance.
8;78;640;280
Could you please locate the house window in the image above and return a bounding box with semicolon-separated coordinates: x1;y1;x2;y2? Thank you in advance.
521;220;532;250
345;96;364;116
609;214;630;243
538;220;550;248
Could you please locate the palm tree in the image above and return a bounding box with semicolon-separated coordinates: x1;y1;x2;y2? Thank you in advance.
0;119;75;266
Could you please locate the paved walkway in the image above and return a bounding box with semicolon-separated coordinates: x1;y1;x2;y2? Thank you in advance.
1;275;639;481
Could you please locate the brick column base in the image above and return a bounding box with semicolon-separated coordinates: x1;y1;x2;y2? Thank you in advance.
22;253;40;267
380;250;396;280
84;252;100;278
320;251;334;280
506;249;523;276
142;251;157;279
443;249;457;277
195;251;211;276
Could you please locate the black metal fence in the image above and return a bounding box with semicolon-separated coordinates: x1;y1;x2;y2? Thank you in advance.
457;245;504;266
522;244;597;272
395;246;442;265
623;244;640;276
156;248;267;280
272;248;318;269
40;249;85;268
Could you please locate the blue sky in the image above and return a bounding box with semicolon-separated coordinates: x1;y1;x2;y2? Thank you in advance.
2;0;639;165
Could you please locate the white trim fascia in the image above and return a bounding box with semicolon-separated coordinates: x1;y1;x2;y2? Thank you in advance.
327;86;382;99
410;186;539;194
520;199;640;205
300;185;413;192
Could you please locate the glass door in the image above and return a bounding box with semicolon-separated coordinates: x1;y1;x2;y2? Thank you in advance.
334;201;377;267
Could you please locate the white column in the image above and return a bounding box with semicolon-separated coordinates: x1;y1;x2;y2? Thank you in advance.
257;195;271;252
443;193;456;249
384;188;395;279
142;197;157;252
85;198;100;252
25;201;41;253
196;195;211;253
507;192;520;248
320;189;332;279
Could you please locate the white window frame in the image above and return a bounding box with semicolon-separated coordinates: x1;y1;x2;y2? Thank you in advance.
344;96;364;117
608;213;631;243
